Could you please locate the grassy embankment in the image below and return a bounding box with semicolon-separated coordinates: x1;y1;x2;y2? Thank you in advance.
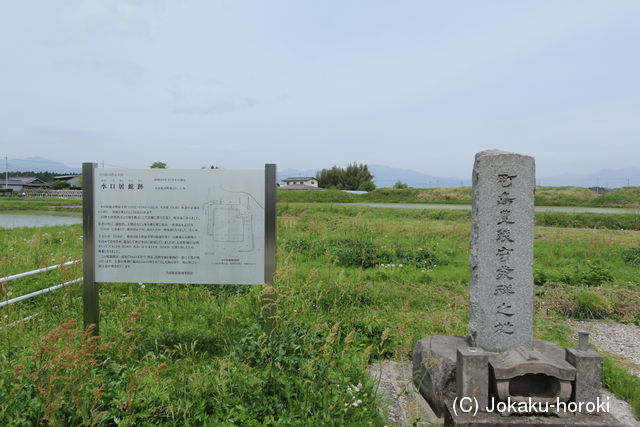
279;186;640;208
1;202;639;424
0;198;81;215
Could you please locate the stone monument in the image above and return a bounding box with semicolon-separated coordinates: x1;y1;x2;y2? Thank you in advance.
469;150;534;352
413;150;620;426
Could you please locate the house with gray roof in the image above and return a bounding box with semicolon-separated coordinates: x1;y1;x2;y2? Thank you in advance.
2;177;48;192
279;177;324;190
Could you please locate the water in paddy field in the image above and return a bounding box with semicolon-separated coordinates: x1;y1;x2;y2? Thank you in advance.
0;214;82;229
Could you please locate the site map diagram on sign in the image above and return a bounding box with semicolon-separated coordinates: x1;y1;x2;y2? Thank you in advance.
202;189;263;255
93;168;266;285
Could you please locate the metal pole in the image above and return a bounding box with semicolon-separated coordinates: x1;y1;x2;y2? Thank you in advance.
4;156;7;189
264;164;276;285
0;259;81;283
0;313;41;332
0;278;82;308
82;163;99;336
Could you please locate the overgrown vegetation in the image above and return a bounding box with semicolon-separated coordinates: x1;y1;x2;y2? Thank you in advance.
1;203;639;423
284;237;441;269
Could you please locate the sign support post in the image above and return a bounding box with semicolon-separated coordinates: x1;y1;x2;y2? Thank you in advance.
262;164;277;334
82;162;99;336
264;164;276;285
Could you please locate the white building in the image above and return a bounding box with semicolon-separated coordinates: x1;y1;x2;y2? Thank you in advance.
279;177;323;190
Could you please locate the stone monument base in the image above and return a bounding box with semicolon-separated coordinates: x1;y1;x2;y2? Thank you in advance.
413;335;466;417
413;335;620;425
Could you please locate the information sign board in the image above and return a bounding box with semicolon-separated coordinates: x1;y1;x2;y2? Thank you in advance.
93;168;267;284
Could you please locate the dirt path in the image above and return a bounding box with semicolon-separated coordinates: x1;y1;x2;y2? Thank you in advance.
568;320;640;377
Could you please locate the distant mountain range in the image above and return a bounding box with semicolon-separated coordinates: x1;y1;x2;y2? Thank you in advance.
539;168;640;188
277;165;469;188
279;165;640;189
8;157;639;188
7;157;81;174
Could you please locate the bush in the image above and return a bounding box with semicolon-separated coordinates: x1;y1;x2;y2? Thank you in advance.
283;237;440;269
573;289;612;319
51;180;71;189
534;268;549;286
561;260;613;286
329;239;381;268
621;246;640;266
357;181;375;192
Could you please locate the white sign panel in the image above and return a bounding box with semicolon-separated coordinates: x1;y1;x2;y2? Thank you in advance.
94;168;265;284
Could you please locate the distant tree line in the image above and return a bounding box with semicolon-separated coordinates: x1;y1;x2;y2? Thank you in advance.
588;186;612;195
7;171;62;182
316;163;375;191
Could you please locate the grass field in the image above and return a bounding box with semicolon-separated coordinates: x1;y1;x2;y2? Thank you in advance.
278;186;640;208
0;201;639;424
2;185;639;209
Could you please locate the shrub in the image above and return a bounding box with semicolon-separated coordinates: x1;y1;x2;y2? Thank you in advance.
51;180;71;189
561;260;613;286
534;268;549;286
572;289;612;319
357;181;376;192
329;239;380;268
283;237;440;270
621;246;640;266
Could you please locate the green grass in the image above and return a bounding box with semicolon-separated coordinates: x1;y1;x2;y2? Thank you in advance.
0;197;82;213
597;187;640;208
2;185;639;210
281;202;640;230
276;186;640;208
535;211;640;230
604;357;640;418
1;204;639;424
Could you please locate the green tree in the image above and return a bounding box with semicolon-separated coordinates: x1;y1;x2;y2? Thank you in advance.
150;162;167;169
51;180;71;189
393;180;408;189
358;181;376;192
316;163;375;191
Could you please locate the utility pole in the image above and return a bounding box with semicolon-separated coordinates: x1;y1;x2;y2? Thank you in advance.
4;156;7;189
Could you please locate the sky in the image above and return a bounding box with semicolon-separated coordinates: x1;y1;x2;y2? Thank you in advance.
1;0;639;179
